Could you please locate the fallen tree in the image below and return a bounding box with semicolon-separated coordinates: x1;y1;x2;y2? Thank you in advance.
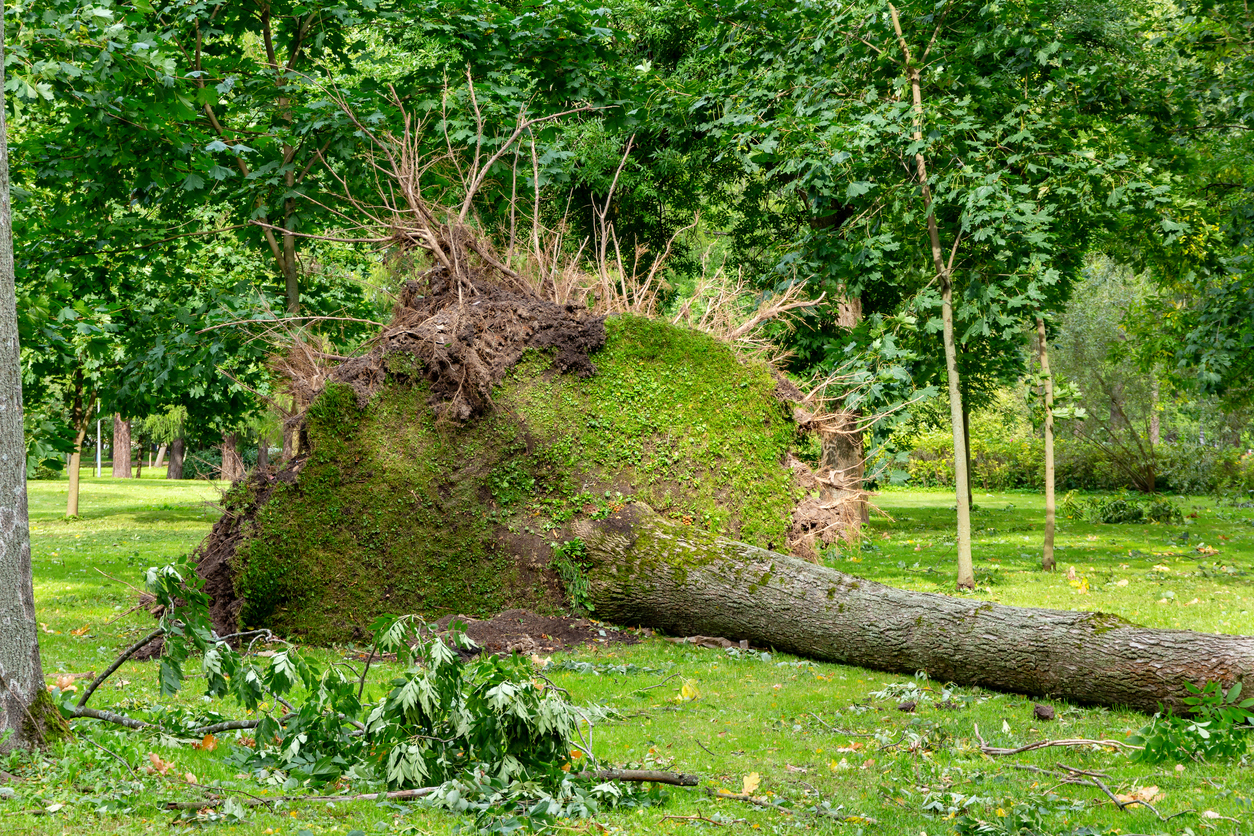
575;503;1254;713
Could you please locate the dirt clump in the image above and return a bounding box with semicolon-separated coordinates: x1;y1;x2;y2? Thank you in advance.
434;609;640;656
328;266;605;422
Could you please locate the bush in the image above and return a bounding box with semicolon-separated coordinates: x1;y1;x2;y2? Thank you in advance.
1058;492;1182;524
906;433;1254;496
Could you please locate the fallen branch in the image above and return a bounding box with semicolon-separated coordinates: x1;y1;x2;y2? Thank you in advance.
974;724;1142;756
167;769;700;811
583;769;699;787
166;786;440;810
71;707;156;730
78;628;165;709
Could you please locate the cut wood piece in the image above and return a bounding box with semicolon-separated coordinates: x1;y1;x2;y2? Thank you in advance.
575;504;1254;713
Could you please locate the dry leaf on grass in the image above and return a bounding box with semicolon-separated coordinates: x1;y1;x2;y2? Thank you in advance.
741;772;760;795
1115;785;1164;806
145;753;174;776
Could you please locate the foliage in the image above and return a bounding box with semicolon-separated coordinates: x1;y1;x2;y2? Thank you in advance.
1059;493;1183;526
1130;682;1254;764
121;556;668;832
552;539;594;614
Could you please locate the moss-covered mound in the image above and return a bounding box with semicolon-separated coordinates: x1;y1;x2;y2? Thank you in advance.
206;316;807;644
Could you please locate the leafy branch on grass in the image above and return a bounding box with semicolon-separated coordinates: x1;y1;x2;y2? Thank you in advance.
50;557;694;831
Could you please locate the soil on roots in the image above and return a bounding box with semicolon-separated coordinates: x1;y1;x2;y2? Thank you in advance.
330;266;605;422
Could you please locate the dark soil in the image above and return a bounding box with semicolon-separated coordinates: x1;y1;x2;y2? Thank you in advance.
331;268;605;422
434;609;640;656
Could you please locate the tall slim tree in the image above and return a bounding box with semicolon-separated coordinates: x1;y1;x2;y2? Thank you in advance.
0;10;49;752
1037;317;1056;572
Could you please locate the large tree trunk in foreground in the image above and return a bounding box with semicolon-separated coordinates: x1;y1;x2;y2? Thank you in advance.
576;504;1254;713
0;16;60;750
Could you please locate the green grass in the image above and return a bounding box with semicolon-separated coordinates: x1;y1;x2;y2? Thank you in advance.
6;479;1254;835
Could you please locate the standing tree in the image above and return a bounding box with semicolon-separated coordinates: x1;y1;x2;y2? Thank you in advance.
682;0;1161;586
1036;317;1056;571
0;11;56;752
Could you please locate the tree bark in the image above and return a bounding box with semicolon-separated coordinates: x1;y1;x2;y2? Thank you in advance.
257;437;269;470
577;504;1254;714
816;411;866;538
0;12;56;751
167;438;185;480
111;415;131;478
133;435;144;479
153;444;167;471
220;432;245;482
1037;318;1056;572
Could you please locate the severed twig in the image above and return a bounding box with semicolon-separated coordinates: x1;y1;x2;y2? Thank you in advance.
974;723;1141;755
77;628;165;710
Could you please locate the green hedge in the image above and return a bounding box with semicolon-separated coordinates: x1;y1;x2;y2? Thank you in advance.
906;434;1254;495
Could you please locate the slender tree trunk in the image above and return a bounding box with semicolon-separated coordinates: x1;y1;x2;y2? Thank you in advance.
133;437;144;479
1037;317;1056;572
0;12;56;750
220;433;244;482
961;396;974;504
257;437;269;470
577;504;1254;714
167;439;185;480
111;415;132;478
890;5;972;588
153;444;167;471
65;371;92;518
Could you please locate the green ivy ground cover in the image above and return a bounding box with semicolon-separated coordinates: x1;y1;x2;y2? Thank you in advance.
7;478;1254;835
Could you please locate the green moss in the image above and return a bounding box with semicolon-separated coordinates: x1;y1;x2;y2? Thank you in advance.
230;315;804;643
24;687;71;745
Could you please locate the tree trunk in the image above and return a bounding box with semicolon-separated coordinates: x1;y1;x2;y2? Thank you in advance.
167;438;185;480
577;504;1254;714
111;415;131;478
890;8;972;588
220;432;244;482
1149;377;1160;446
943;283;974;588
257;438;269;470
153;444;167;471
133;436;144;479
0;13;59;750
1037;318;1055;572
961;396;974;506
816;411;866;539
66;370;93;518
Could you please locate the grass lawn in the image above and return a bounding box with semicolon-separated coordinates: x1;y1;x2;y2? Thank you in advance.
4;477;1254;836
